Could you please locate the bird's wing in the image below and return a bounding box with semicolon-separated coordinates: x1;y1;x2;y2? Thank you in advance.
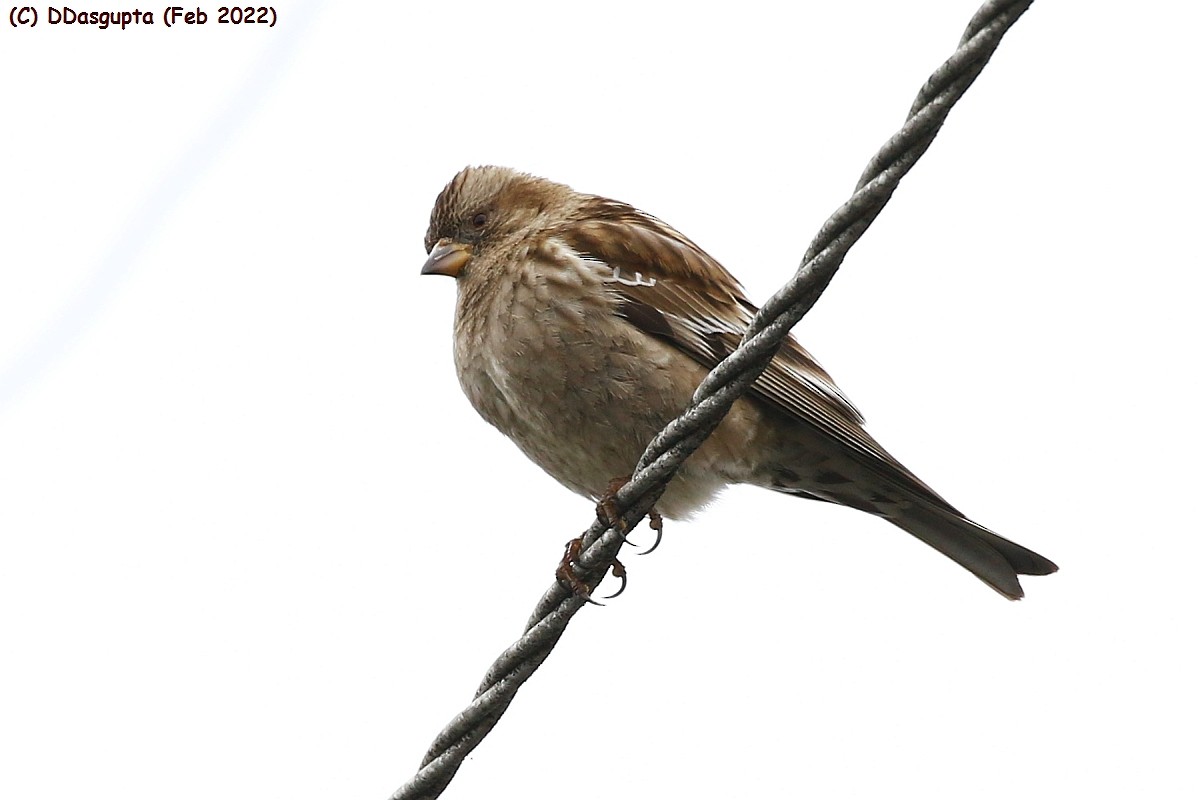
554;196;953;508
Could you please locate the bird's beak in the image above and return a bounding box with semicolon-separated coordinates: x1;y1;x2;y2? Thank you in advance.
421;239;472;278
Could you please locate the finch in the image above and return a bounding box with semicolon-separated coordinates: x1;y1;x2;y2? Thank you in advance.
421;166;1056;598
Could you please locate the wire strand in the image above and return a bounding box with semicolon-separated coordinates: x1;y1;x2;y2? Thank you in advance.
392;2;1034;796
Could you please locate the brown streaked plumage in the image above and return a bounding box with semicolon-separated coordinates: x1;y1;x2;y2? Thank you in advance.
421;165;1057;599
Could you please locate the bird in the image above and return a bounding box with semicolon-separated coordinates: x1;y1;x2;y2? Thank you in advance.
420;165;1057;599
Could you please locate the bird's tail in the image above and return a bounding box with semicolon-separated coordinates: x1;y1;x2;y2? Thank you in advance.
886;501;1058;599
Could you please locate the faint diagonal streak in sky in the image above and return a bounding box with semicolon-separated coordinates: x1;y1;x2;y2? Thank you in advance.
0;1;323;415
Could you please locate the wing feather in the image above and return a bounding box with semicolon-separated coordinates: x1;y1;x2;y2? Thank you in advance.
553;196;955;510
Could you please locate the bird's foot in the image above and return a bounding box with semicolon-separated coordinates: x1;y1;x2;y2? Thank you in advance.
556;536;627;604
595;476;633;535
557;476;664;603
597;476;666;556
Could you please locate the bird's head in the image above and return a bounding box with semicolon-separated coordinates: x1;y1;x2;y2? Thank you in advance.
421;165;572;280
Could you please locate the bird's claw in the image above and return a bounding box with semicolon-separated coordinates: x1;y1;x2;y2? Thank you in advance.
559;477;666;601
596;476;666;555
556;538;628;604
638;508;665;555
556;537;600;604
595;476;632;535
600;557;627;600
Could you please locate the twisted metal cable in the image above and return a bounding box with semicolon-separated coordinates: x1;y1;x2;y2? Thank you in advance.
393;2;1034;797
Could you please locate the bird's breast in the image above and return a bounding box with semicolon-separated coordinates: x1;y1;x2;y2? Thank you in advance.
450;252;694;500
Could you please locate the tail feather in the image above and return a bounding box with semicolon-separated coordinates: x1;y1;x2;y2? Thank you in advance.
889;502;1058;600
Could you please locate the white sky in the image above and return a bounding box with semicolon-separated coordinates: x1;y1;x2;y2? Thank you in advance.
2;2;1197;798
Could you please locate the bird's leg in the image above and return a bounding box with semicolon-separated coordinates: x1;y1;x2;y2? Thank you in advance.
556;537;594;600
558;476;665;601
597;475;666;555
557;475;657;602
595;476;633;535
555;537;626;603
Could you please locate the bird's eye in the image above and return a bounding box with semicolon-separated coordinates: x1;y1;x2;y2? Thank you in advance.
471;212;488;229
